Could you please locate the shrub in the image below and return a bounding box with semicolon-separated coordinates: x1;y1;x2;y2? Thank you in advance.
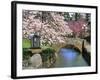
23;48;33;60
41;48;55;62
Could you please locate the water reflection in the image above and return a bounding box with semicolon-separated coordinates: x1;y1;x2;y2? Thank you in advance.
54;48;88;67
60;48;79;61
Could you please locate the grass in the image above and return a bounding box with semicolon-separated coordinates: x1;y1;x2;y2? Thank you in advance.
23;38;31;48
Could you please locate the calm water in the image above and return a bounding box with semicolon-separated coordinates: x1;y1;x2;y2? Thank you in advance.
54;48;88;67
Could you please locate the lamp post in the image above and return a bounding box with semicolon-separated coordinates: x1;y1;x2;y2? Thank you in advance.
31;32;40;48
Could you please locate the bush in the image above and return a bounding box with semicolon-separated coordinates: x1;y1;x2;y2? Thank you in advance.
41;48;55;62
42;48;55;54
23;48;33;60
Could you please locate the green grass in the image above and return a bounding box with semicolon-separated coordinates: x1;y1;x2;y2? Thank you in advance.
23;39;31;48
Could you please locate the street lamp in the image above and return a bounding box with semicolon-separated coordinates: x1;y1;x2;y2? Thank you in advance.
31;32;41;48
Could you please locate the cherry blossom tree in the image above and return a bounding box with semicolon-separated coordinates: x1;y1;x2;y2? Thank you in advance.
22;10;89;45
68;19;88;37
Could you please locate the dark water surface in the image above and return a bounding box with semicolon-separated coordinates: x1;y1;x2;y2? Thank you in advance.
54;48;88;67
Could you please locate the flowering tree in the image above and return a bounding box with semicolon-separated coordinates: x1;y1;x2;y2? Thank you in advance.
68;19;88;37
22;10;89;46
